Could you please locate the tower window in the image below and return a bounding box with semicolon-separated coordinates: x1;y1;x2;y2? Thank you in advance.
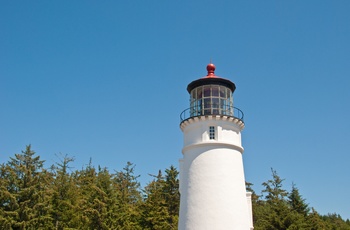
209;126;215;140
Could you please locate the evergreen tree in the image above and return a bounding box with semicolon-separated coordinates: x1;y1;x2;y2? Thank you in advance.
306;208;330;230
74;159;97;229
93;166;119;229
163;165;180;228
141;170;171;229
256;168;310;230
0;145;53;229
74;160;120;229
288;183;309;216
113;162;142;229
260;169;289;229
262;169;288;205
50;155;80;230
322;213;350;230
141;166;180;230
0;162;15;229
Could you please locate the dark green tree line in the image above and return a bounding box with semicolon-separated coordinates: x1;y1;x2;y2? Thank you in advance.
1;146;349;229
251;168;350;230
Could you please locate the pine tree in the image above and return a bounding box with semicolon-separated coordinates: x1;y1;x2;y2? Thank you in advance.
96;166;120;228
322;213;350;230
141;166;180;230
258;169;292;230
163;165;180;228
141;170;170;229
73;159;97;229
262;169;288;204
113;162;142;229
306;208;330;230
74;159;120;229
0;162;16;229
0;145;53;229
288;183;309;216
50;154;80;230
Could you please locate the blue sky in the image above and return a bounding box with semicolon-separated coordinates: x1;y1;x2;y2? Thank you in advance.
1;1;350;219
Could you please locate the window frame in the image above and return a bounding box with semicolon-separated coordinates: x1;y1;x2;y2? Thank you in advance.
209;126;216;140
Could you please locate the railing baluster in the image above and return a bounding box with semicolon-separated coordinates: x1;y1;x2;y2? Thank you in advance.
180;106;244;122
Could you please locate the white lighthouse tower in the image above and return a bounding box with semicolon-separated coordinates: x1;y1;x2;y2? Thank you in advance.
179;63;253;230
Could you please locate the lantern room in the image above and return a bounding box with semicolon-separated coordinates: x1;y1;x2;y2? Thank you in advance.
180;63;244;122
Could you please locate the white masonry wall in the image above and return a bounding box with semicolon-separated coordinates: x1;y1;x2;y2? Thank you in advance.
179;116;251;230
246;192;254;230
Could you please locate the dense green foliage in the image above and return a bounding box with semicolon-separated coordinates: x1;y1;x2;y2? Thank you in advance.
0;146;349;229
251;169;350;230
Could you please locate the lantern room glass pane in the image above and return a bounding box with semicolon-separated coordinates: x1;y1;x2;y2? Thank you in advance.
220;87;226;97
203;98;210;115
212;98;219;107
212;86;219;97
220;99;226;115
204;98;211;107
191;90;196;101
197;99;202;115
197;88;202;99
212;98;219;115
204;86;211;97
189;85;233;117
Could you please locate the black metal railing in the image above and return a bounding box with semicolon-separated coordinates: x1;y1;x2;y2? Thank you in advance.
180;105;244;122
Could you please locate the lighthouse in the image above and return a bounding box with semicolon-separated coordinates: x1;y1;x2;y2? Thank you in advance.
178;63;253;230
